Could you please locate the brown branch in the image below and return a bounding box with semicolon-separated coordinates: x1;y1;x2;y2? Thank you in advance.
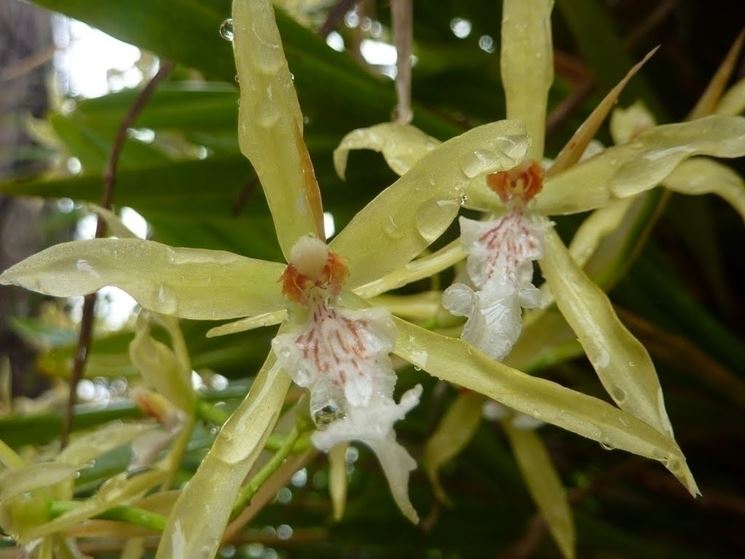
231;175;259;216
546;50;595;136
623;0;680;50
61;60;175;447
319;0;358;38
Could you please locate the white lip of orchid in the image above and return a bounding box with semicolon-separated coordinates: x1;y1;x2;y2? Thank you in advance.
274;235;422;521
444;160;549;360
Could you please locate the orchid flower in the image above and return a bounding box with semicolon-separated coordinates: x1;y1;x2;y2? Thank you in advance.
335;0;745;457
1;1;735;558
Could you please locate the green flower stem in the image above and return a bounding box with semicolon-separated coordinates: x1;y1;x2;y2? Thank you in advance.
231;426;301;517
163;413;196;490
49;500;167;532
195;399;231;425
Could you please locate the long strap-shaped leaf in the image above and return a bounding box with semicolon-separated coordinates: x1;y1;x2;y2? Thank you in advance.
233;0;324;257
332;120;528;288
501;0;554;160
0;238;286;320
390;317;697;495
155;353;291;559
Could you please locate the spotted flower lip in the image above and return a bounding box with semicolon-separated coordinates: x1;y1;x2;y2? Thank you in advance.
443;160;548;360
271;235;422;522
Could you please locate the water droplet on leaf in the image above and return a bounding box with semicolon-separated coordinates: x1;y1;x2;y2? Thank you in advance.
219;18;234;41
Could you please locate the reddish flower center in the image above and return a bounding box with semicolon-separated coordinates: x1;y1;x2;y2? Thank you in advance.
486;160;544;206
281;246;348;305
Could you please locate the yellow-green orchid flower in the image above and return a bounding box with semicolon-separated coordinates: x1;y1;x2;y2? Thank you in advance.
2;1;738;557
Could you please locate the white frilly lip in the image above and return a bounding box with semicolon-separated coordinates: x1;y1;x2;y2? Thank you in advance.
444;214;546;360
272;304;421;522
312;385;423;523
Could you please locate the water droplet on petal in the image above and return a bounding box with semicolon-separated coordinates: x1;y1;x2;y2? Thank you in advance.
313;402;345;427
611;386;627;403
415;198;459;243
154;283;178;314
384;216;404;239
460;149;499;178
219;18;234;41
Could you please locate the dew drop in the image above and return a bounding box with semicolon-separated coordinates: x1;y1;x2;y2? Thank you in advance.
383;216;404;239
458;190;469;206
154;283;178;314
256;97;281;127
610;386;627;403
313;402;345;427
599;437;615;451
219;18;234;41
415;198;459;243
460;149;499;178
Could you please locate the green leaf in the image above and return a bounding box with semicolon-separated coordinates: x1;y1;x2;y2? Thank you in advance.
155;353;291;559
0;238;286;320
233;0;324;255
501;0;554;159
390;317;696;494
504;424;575;559
535;116;745;215
332;120;529;288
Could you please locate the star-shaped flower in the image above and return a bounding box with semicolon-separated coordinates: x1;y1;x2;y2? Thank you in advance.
1;2;732;558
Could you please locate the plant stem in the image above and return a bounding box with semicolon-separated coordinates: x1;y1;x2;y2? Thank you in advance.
49;501;167;532
231;426;301;517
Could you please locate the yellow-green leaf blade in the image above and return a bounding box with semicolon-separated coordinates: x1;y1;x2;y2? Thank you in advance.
0;238;286;320
537;115;745;215
233;0;324;256
391;317;695;494
501;0;554;159
334;123;440;179
155;353;291;559
332;120;528;288
504;424;575;559
662;157;745;223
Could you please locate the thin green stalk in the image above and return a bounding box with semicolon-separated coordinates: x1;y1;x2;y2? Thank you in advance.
231;426;301;517
49;501;167;532
163;413;196;490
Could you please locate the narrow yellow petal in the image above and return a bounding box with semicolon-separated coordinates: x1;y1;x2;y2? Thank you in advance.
504;424;575;559
332;120;528;288
333;123;440;179
549;48;657;177
424;391;484;504
233;0;324;256
538;115;745;215
539;229;699;496
501;0;554;159
662;157;745;223
0;238;286;321
715;77;745;116
155;353;292;559
329;443;348;521
390;316;697;494
689;30;745;120
206;310;287;338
